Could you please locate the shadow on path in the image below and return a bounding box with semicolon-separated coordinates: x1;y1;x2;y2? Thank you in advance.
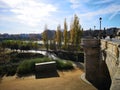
35;70;59;79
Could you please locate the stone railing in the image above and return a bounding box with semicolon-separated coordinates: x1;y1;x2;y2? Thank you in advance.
101;40;119;58
101;40;120;78
101;39;120;90
82;38;120;90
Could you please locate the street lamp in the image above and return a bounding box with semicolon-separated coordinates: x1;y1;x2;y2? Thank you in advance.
99;17;102;38
99;17;102;30
94;26;96;30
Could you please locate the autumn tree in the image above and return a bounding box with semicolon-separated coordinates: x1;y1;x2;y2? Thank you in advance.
42;25;48;51
70;21;75;45
70;14;82;50
56;25;62;50
63;18;68;48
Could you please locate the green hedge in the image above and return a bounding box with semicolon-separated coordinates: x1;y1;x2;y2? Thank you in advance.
6;65;18;76
9;52;44;63
17;57;52;76
0;66;6;77
0;65;18;77
56;59;74;70
17;58;74;76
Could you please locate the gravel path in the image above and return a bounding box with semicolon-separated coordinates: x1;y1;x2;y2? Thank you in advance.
0;69;96;90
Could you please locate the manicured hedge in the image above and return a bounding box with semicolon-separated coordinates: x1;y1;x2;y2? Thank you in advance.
0;66;6;77
17;58;74;76
0;65;18;77
17;57;52;76
53;51;84;62
9;52;44;63
56;59;74;70
6;65;18;76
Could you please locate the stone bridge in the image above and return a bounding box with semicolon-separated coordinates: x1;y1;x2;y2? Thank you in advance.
81;38;120;90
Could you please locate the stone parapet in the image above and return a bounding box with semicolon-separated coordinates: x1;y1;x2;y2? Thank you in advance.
82;38;120;89
81;38;100;88
101;40;120;78
81;38;100;48
100;39;120;90
110;66;120;90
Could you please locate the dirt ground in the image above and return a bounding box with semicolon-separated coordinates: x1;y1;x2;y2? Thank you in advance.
0;69;96;90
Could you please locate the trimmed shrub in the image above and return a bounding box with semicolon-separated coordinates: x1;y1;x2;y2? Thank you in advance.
16;53;44;59
0;66;6;77
6;65;18;76
17;57;52;76
56;59;74;70
17;60;34;76
17;57;74;76
54;51;84;62
0;65;17;77
9;52;44;63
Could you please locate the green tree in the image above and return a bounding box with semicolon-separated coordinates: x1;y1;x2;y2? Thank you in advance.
63;18;68;48
42;25;48;52
56;25;62;50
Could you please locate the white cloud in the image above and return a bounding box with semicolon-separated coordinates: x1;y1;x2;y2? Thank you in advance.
69;0;82;9
93;0;113;4
69;0;79;4
68;0;90;9
79;4;120;19
109;12;118;20
1;0;57;27
77;4;120;29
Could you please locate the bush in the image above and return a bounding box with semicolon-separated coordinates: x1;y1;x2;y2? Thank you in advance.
9;52;44;63
54;51;84;62
16;52;44;59
56;59;74;70
0;65;17;77
17;57;74;76
17;57;52;76
0;66;6;77
17;61;34;76
6;65;18;76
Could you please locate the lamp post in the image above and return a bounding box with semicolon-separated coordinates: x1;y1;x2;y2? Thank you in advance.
94;26;96;30
99;17;102;38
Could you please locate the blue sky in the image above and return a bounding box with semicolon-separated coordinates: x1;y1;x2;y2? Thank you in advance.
0;0;120;34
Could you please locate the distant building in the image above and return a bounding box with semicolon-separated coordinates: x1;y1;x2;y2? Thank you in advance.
117;29;120;36
20;34;29;38
106;27;119;36
116;29;120;39
83;27;120;39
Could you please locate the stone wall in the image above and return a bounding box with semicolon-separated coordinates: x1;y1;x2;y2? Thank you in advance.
101;40;120;90
101;40;119;78
82;38;120;90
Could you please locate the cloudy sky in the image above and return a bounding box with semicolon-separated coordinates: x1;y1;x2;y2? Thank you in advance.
0;0;120;34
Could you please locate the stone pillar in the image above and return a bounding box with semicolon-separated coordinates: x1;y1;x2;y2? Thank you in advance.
81;38;100;87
